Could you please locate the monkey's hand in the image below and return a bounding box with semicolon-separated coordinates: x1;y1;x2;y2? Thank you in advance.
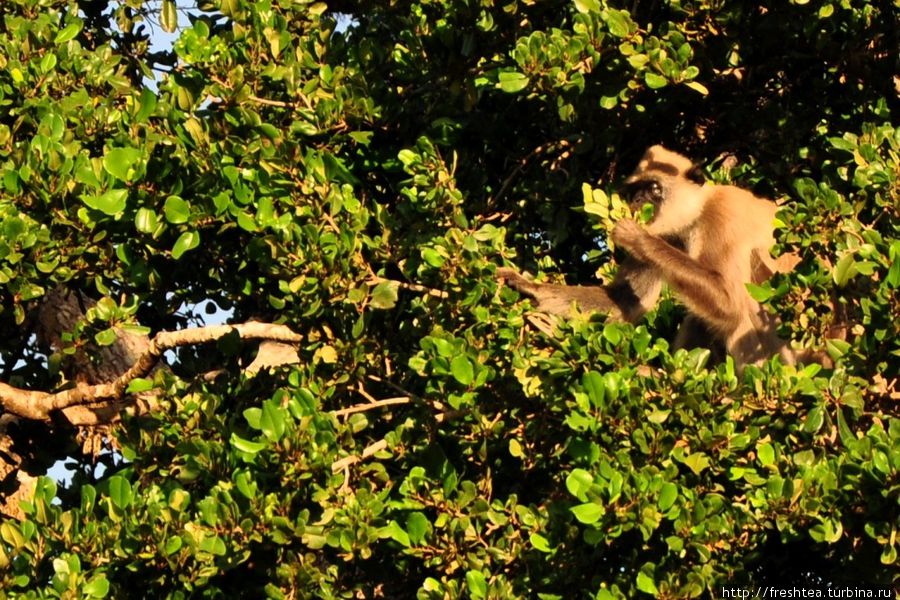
611;220;651;260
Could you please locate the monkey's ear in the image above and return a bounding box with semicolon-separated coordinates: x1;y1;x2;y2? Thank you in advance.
686;165;705;184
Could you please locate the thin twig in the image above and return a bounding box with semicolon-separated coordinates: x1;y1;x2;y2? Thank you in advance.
332;396;410;417
210;75;313;110
330;410;461;473
331;439;388;472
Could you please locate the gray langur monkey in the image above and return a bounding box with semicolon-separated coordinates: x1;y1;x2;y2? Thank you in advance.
499;145;815;368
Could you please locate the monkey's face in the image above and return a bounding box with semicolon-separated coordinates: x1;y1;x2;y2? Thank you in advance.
624;178;665;222
624;146;709;236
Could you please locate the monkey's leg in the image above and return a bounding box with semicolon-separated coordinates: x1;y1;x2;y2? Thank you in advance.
673;315;726;363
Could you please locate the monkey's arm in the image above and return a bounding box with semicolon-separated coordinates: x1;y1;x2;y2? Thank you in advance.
611;220;742;331
497;258;661;323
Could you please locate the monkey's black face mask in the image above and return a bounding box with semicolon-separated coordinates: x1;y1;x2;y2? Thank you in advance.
625;179;663;205
624;180;665;219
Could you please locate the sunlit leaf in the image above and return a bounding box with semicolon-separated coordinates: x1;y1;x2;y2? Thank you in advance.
108;476;132;509
497;71;529;93
55;20;83;44
370;280;399;309
171;230;200;259
103;147;142;182
450;354;474;386
571;502;604;524
83;189;128;215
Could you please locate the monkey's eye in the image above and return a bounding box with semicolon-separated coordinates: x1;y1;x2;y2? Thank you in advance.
626;180;664;205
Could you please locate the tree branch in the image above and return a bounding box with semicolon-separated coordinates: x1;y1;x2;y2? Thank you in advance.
0;322;302;422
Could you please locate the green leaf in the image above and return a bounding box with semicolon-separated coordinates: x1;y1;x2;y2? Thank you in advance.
886;250;899;287
164;196;191;224
161;0;178;33
163;537;183;556
683;452;711;475
83;189;128;215
604;9;634;38
199;535;227;556
745;282;774;302
126;378;154;393
833;253;857;286
571;502;604;524
657;482;678;511
244;407;262;430
1;523;25;548
530;532;552;552
757;442;776;467
103;147;142;182
108;476;133;509
497;71;529;93
230;433;266;455
322;153;359;185
802;405;825;433
636;568;659;595
171;230;200;259
581;371;605;407
234;471;258;499
55;20;83;44
566;468;594;501
398;149;418;166
40;53;57;73
574;0;600;13
835;406;854;446
84;575;110;598
370;280;399;309
828;136;856;153
465;571;487;600
794;177;819;202
825;338;851;361
260;399;286;442
809;517;843;543
406;512;429;545
450;354;474;386
421;247;445;268
134;87;158;122
382;520;411;547
135;208;159;233
94;328;118;347
644;72;668;89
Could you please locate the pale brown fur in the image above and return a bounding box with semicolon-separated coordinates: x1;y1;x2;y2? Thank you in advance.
500;145;813;368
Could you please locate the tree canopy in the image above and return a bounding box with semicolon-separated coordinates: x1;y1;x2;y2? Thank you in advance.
0;0;897;597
